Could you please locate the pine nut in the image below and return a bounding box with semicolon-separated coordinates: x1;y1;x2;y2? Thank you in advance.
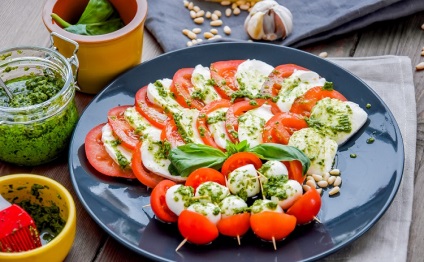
233;7;241;15
312;174;323;182
329;186;340;196
421;23;424;30
327;176;336;185
197;39;203;43
183;0;189;8
316;188;323;195
333;176;342;187
239;4;250;10
193;5;200;12
182;29;190;36
205;11;212;19
188;2;194;10
213;35;222;39
236;0;245;5
190;10;197;19
317;180;328;188
211;13;219;21
186;31;197;40
194;17;204;24
192;28;202;34
421;50;424;56
416;62;424;71
221;0;231;6
213;10;222;17
224;26;231;35
306;175;314;181
232;3;237;9
319;52;328;58
306;179;316;188
191;39;198;44
323;172;330;181
303;185;311;192
196;10;205;17
329;169;340;175
210;20;223;27
210;28;218;35
187;41;193;47
204;32;214;39
226;8;232;17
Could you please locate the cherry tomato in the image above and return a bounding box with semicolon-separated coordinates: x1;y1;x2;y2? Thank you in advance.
107;105;140;150
170;68;204;110
134;86;167;128
284;160;305;184
287;187;322;225
178;210;219;245
196;99;232;150
210;60;244;99
160;116;185;148
217;213;251;238
250;211;297;241
150;180;179;223
221;152;263;177
290;86;348;117
185;167;226;191
131;142;165;188
262;112;308;144
85;124;136;179
262;64;309;96
225;99;281;143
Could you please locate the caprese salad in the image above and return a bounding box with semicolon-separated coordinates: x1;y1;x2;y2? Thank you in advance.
84;58;368;247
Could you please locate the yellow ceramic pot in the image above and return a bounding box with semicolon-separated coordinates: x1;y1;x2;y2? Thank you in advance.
42;0;148;94
0;174;76;262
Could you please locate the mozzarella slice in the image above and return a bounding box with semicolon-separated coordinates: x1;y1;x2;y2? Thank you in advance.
173;108;204;144
276;70;326;112
267;179;303;210
141;138;186;182
288;128;338;176
165;184;194;216
250;199;283;214
191;64;221;104
235;59;274;97
207;107;230;149
238;104;274;147
219;195;248;218
227;164;260;199
101;123;133;169
258;160;289;182
187;202;221;225
195;181;230;204
308;98;368;145
123;106;162;142
146;78;183;115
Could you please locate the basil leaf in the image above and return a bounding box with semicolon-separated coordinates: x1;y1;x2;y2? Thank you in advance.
169;144;227;177
248;143;310;175
225;140;250;155
77;0;115;24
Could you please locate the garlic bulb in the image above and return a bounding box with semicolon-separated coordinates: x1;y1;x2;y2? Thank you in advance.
244;0;293;41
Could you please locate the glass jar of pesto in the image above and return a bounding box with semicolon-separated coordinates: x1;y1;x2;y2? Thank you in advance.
0;43;79;166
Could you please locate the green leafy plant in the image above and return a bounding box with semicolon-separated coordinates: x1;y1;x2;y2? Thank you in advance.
51;0;123;36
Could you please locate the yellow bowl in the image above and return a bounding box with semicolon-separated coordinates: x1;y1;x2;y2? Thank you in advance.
42;0;148;94
0;174;76;262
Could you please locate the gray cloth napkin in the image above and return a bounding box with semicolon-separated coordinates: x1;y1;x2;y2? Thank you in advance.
145;0;424;52
323;56;416;261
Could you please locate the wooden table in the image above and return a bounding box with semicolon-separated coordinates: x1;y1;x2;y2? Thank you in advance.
1;1;423;261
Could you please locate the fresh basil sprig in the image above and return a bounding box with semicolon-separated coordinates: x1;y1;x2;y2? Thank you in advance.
168;141;310;178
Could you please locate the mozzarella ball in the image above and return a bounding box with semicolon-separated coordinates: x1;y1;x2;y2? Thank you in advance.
258;160;289;182
219;195;248;218
195;181;230;204
187;202;222;225
165;184;194;216
250;199;283;214
227;164;260;200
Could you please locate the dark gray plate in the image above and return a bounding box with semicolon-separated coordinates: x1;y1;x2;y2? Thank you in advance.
69;43;404;262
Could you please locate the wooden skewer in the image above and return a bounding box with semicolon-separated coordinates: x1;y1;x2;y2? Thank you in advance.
314;216;321;223
237;235;241;245
175;238;188;252
142;204;151;208
272;236;277;251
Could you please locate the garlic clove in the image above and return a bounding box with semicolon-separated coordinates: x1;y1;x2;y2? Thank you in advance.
244;0;293;41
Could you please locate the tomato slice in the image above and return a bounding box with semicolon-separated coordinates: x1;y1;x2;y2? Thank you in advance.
217;213;251;238
170;68;204;110
185;167;226;191
225;98;281;143
210;60;244;99
131;142;165;188
250;211;297;241
262;64;309;96
135;86;167;128
197;99;232;150
221;152;263;177
290;86;348;117
85;124;136;179
287;187;322;225
107;105;140;150
178;210;219;245
150;180;179;223
262;112;308;144
284;160;305;184
160;116;185;148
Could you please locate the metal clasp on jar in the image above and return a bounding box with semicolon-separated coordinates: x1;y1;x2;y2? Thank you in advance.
49;32;80;91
